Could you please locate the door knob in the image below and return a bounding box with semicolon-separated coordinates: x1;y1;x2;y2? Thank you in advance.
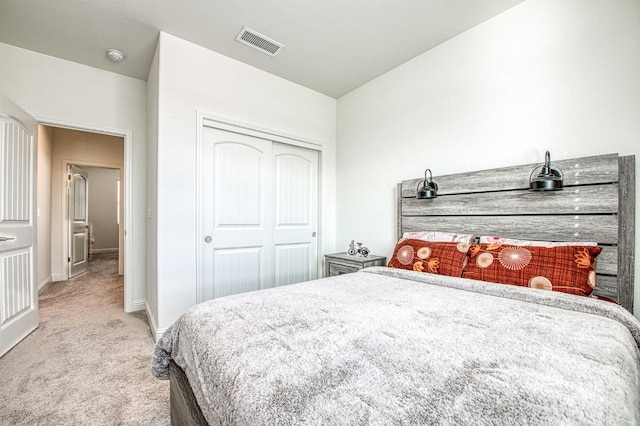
0;236;15;242
204;236;212;243
312;232;317;237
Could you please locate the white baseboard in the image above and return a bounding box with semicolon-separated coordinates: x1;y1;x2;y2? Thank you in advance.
146;302;167;342
131;299;146;312
52;274;65;282
38;276;52;294
155;327;168;342
91;248;118;254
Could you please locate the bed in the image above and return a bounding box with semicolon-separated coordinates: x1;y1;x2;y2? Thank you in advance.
152;153;638;425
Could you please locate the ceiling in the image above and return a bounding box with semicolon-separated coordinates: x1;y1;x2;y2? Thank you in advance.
0;0;526;98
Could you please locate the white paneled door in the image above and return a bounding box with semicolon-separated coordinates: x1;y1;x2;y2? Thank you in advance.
68;165;89;278
0;96;38;357
272;143;318;287
200;126;318;301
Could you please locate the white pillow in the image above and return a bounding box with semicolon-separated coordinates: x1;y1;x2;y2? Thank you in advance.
479;235;598;248
402;231;475;245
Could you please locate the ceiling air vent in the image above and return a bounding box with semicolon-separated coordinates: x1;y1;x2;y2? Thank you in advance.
235;27;284;57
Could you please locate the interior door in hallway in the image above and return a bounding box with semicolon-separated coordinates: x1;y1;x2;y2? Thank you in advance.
68;165;89;277
200;126;318;301
0;95;38;357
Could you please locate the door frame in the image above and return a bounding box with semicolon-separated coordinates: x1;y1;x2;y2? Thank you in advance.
195;110;325;303
39;119;134;312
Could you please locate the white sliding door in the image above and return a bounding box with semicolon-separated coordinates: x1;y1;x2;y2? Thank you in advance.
199;126;318;301
202;129;273;300
273;142;318;287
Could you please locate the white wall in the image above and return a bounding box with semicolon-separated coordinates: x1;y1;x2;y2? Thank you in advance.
86;167;120;252
0;42;147;311
336;0;640;316
36;125;53;292
152;32;337;331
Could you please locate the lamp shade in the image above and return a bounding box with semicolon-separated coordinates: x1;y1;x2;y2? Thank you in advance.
417;169;438;199
529;151;563;191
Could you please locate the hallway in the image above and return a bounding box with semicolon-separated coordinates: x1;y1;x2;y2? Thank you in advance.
0;254;169;425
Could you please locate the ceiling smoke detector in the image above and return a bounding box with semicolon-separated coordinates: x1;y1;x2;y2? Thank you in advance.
235;27;283;56
106;49;125;62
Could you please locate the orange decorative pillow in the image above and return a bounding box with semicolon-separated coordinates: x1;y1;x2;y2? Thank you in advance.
461;243;602;296
388;239;470;277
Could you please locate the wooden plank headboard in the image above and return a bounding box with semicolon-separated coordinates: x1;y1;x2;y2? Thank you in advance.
397;153;636;312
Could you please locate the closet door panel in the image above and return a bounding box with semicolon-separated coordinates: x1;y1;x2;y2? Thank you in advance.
201;127;273;301
272;143;318;287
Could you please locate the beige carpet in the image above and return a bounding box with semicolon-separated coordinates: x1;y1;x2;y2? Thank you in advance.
0;254;170;425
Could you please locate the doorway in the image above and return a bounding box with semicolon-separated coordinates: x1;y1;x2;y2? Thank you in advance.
37;125;126;304
67;164;121;279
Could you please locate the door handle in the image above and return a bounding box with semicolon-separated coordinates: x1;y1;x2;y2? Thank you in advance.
0;236;15;242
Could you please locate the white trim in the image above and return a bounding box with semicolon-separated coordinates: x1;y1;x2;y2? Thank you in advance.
196;114;204;304
199;111;324;151
38;276;52;294
91;248;118;254
195;110;326;303
146;301;166;342
132;299;145;312
154;327;169;342
37;118;135;312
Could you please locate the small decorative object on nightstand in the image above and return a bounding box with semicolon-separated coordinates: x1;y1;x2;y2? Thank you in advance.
347;240;370;257
324;252;387;277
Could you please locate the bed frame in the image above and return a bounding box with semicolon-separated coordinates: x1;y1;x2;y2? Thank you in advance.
170;152;636;425
397;153;635;311
169;360;208;426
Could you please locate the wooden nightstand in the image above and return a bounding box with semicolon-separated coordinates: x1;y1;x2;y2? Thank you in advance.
324;252;387;277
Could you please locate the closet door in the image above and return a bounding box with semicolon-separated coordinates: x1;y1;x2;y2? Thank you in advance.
202;127;273;300
272;143;318;286
200;126;319;301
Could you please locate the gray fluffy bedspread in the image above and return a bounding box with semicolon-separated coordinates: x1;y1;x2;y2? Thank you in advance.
152;267;640;425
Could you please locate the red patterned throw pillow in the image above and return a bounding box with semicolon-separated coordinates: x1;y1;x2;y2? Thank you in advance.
461;243;602;296
388;239;470;277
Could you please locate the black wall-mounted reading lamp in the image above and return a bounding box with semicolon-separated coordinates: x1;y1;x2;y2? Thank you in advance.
417;169;438;199
529;151;563;191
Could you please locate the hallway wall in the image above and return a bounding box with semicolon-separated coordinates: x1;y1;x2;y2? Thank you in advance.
86;166;120;253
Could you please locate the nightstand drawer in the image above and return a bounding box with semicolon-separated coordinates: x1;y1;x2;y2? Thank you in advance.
324;252;387;277
329;262;359;276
